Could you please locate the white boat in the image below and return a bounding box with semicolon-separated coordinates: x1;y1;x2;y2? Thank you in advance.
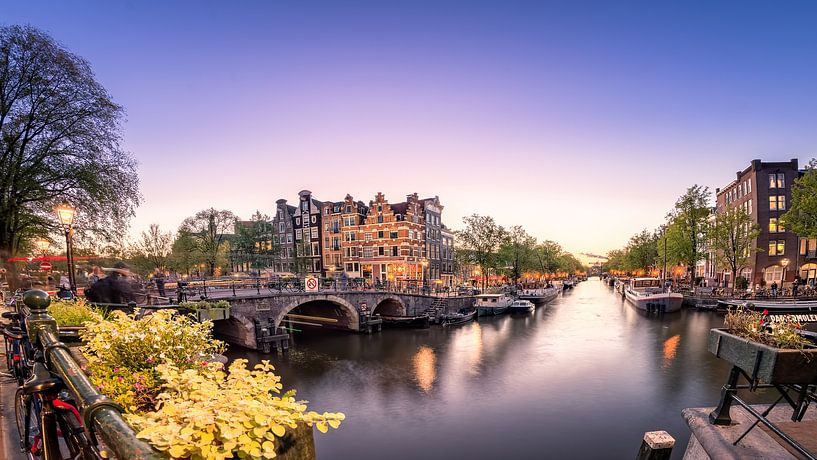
719;298;817;313
517;286;559;305
474;294;514;316
624;278;683;313
508;299;535;313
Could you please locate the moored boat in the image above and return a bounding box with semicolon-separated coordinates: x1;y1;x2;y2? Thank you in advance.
624;278;683;313
380;315;431;328
508;299;535;313
518;286;559;305
718;298;817;313
440;307;477;326
474;294;514;316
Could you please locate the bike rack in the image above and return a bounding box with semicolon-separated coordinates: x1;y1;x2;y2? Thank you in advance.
22;290;161;460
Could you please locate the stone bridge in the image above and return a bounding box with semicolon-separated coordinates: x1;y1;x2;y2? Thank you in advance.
211;291;474;351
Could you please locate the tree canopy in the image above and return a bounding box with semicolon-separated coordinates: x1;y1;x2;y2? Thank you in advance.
783;159;817;238
179;208;237;276
0;25;139;283
709;206;760;287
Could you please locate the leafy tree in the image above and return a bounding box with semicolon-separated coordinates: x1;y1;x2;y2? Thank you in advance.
130;224;173;273
179;209;237;276
455;214;507;289
557;252;585;274
783;159;817;238
230;211;276;272
624;229;659;271
604;249;627;272
664;185;711;280
169;230;202;276
533;240;563;275
499;225;536;283
0;25;139;286
709;206;760;290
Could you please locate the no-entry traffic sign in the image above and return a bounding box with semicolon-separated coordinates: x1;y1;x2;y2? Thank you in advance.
39;262;53;271
305;276;318;292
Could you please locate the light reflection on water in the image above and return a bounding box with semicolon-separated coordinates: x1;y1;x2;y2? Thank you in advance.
227;279;779;460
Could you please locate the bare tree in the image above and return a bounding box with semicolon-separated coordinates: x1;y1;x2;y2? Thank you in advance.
131;224;173;271
0;25;140;286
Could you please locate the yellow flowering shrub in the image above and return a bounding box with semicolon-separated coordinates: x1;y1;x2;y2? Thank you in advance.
48;298;99;327
80;309;225;412
126;359;345;459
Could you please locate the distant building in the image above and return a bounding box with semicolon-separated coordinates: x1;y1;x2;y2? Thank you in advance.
338;194;368;278
358;192;427;285
421;196;444;284
714;159;817;287
440;225;455;287
272;199;297;273
293;190;324;275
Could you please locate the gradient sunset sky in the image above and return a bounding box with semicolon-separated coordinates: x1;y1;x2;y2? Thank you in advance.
6;1;817;257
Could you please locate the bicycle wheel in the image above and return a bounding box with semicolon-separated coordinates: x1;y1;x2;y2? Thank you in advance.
14;387;41;454
55;406;99;460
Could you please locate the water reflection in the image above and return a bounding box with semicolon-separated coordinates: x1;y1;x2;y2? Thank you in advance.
412;346;436;392
227;279;780;460
662;334;681;369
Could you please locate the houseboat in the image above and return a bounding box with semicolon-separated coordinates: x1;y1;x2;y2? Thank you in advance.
624;277;683;313
474;294;514;316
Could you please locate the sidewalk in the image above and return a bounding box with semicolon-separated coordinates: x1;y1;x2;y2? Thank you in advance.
0;371;26;459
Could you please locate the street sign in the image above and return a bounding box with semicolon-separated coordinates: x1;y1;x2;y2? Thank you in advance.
305;276;318;292
39;262;53;271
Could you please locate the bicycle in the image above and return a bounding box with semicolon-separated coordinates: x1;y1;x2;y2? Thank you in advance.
15;352;103;460
2;318;34;386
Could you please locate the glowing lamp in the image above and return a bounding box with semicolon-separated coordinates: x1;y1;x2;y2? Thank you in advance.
55;202;76;228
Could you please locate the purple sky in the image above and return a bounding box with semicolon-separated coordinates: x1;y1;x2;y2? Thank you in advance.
5;1;817;257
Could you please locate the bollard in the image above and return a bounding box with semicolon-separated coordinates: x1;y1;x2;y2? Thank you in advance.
636;431;674;460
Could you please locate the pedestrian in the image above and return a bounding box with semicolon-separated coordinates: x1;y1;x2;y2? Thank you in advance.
85;261;138;305
56;284;74;300
88;265;104;285
153;268;166;297
771;281;778;297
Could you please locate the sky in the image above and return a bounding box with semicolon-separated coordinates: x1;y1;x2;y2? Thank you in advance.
5;1;817;258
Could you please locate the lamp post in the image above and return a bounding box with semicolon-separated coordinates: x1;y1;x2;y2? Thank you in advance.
782;258;790;286
421;260;428;293
54;202;76;293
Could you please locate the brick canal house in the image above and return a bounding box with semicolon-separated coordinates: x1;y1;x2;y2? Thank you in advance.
321;195;370;280
272;199;297;273
358;192;427;286
293;190;324;275
440;225;456;287
710;159;817;288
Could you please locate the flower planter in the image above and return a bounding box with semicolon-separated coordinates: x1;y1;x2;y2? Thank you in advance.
708;328;817;384
194;306;230;322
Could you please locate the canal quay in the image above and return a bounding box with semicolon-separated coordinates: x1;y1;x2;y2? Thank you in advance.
226;278;776;460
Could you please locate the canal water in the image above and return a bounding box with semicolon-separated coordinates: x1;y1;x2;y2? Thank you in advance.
228;278;775;459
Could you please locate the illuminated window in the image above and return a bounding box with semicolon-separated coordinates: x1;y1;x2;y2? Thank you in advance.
801;238;807;255
764;265;784;283
768;240;785;256
769;218;779;233
769;195;786;210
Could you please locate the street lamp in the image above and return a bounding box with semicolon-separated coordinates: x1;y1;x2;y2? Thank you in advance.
34;238;51;255
782;258;790;285
54;202;76;293
421;259;428;293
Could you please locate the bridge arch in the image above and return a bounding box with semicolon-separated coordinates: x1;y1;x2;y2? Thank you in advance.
275;295;360;332
371;296;406;316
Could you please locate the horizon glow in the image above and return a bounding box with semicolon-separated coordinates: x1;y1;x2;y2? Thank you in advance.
5;1;817;258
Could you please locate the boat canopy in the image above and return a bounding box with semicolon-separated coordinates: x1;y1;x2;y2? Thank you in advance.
631;278;661;288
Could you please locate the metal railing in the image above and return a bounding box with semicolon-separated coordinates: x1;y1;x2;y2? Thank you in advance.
21;290;161;459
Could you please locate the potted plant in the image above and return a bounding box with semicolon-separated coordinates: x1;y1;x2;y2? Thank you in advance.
708;307;817;385
179;299;231;322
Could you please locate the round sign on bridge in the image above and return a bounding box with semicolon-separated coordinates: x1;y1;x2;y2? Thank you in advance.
305;276;318;292
39;262;53;271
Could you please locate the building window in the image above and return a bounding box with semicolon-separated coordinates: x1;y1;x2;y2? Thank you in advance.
377;231;384;239
295;229;302;240
769;218;783;233
747;179;751;193
295;217;301;225
391;246;398;256
768;240;785;256
311;227;318;239
311;215;316;224
363;248;373;258
364;233;372;242
378;246;385;256
764;265;784;283
769;195;786;210
390;231;398;239
377;215;383;224
301;201;308;211
748;199;752;215
769;173;785;189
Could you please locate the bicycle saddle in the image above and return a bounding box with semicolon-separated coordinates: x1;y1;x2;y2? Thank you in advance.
2;326;24;340
22;362;63;395
2;311;21;321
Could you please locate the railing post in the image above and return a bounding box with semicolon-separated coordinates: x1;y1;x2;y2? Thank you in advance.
636;431;674;460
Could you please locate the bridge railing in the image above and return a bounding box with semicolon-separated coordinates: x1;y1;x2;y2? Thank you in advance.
20;290;161;459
